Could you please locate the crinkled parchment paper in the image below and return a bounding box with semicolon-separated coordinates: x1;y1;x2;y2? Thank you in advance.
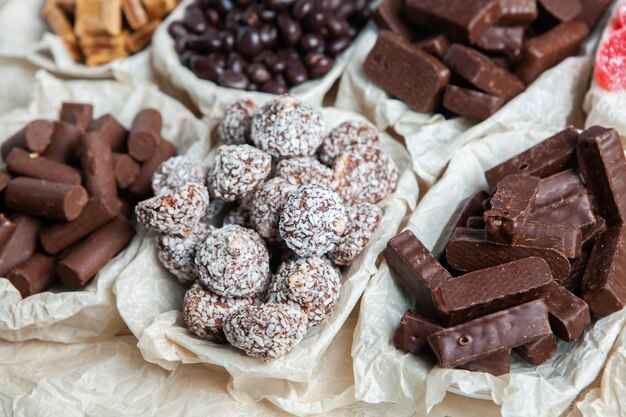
0;71;208;343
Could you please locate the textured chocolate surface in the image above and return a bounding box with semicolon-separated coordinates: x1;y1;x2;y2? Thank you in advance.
542;282;590;341
515;335;557;365
499;0;538;24
1;120;54;158
60;102;93;131
7;253;56;298
6;148;82;185
564;248;591;292
457;350;510;375
538;0;583;22
414;35;450;59
513;222;582;259
475;25;524;58
43;122;81;165
393;309;443;355
442;85;505;120
374;0;422;41
80;132;119;210
88;114;128;153
0;215;42;277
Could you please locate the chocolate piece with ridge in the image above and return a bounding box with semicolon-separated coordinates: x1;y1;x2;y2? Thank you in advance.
128;139;177;197
88;114;128;152
541;282;590;341
577;126;626;226
0;214;42;277
6;148;82;185
414;35;450;59
516;21;588;84
565;248;591;292
485;127;579;191
499;0;538;24
582;217;607;248
60;102;93;131
442;85;505;120
1;120;54;158
374;0;422;41
581;226;626;317
443;44;524;99
405;0;502;44
433;257;553;326
515;335;557;365
43;122;82;165
457;351;510;375
538;0;582;22
0;171;10;193
112;153;140;189
575;0;612;30
428;300;552;368
513;222;582;259
364;31;451;113
385;230;453;318
466;216;486;229
7;253;57;297
128;109;163;162
80;132;120;210
475;25;524;58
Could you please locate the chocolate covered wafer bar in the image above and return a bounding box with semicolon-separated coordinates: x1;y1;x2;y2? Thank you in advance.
0;215;42;277
414;35;450;59
458;351;510;375
6;148;82;185
542;282;590;341
374;0;422;41
7;253;56;298
475;26;524;58
513;222;582;259
515;335;557;365
128;109;162;162
1;120;54;158
499;0;538;24
442;85;505;120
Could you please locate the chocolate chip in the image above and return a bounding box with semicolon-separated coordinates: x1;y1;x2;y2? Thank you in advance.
191;56;224;82
285;58;309;85
277;13;302;46
184;6;208;33
236;27;263;57
326;36;350;57
219;70;249;89
305;53;333;78
299;33;324;53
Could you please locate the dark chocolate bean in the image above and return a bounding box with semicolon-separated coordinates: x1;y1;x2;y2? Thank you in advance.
299;32;324;53
236;27;263;57
191;56;224;81
305;53;333;78
277;13;302;46
218;70;250;89
248;63;272;84
285;58;308;85
293;0;314;20
326;36;351;57
183;6;208;33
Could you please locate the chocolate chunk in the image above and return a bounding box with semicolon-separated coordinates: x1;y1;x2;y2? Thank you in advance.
515;335;557;365
443;44;525;99
414;35;450;59
484;127;579;192
565;247;591;292
538;0;582;22
427;300;552;368
581;226;626;317
374;0;421;41
1;120;54;158
516;21;588;84
582;216;607;248
475;25;524;58
575;0;611;30
484;174;540;244
541;282;590;341
385;230;453;319
513;222;582;259
128;109;163;162
457;350;510;375
7;253;56;298
405;0;502;44
43;122;81;165
364;31;451;113
499;0;538;24
433;257;553;326
0;214;16;249
88;114;128;153
0;215;42;276
442;85;505;120
80;132;120;210
393;309;443;355
112;153;140;189
6;148;82;185
577;126;626;226
128;139;177;197
60;102;93;131
466;216;486;229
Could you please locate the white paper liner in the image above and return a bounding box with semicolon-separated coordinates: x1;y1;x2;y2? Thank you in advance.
0;57;38;118
0;71;208;343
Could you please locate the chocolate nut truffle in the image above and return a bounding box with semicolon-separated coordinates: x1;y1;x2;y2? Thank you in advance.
329;203;383;266
318;121;381;166
152;156;208;195
157;222;214;283
217;100;258;145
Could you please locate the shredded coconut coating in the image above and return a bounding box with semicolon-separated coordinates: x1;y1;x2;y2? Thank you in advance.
157;222;215;282
152;156;208;195
224;303;308;359
250;94;325;158
275;157;333;187
194;225;271;298
279;185;347;257
136;183;209;236
208;144;272;202
223;205;252;228
332;146;398;205
329;203;383;266
249;177;297;241
217;100;257;145
318;121;381;166
201;198;226;223
183;282;252;343
267;257;341;328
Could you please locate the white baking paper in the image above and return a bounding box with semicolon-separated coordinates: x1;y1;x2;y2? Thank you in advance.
0;57;38;118
0;71;208;343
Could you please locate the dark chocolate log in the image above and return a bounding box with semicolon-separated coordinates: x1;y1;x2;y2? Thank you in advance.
516;21;588;85
6;148;82;185
538;0;582;22
43;122;82;165
442;85;505;120
40;197;120;255
405;0;502;44
466;216;486;229
581;226;626;317
385;230;453;318
112;153;140;189
60;102;93;131
128;139;177;197
542;282;590;341
0;214;16;249
457;351;510;376
88;114;128;153
575;0;612;30
0;214;42;276
427;300;552;368
364;31;451;113
577;126;626;226
128;109;163;162
484;127;579;192
1;120;54;158
484;174;540;244
374;0;422;41
414;35;450;59
0;171;10;193
475;26;524;58
6;253;56;297
80;132;120;209
515;335;557;365
57;216;135;288
513;222;582;259
446;228;571;285
499;0;538;24
4;177;88;221
443;44;524;100
433;257;554;326
393;309;443;355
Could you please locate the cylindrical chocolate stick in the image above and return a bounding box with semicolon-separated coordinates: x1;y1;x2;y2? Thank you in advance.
128;139;177;197
1;120;54;158
0;214;42;276
43;122;82;165
57;216;135;288
7;253;57;297
88;114;128;152
0;214;16;249
112;152;140;189
6;148;82;185
40;197;120;254
4;177;88;221
128;109;163;161
60;102;93;131
80;132;120;209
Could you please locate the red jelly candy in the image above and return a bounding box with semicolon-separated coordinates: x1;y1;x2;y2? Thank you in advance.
595;28;626;91
613;4;626;30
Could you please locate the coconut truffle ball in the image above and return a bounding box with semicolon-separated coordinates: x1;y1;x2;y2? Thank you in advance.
208;144;272;202
275;157;333;187
157;222;214;282
250;94;325;158
224;303;308;359
329;203;383;266
217;100;257;145
201;198;226;222
249;177;297;241
183;282;252;343
136;183;209;236
268;257;341;328
151;156;208;195
318;121;381;166
194;225;270;298
279;185;347;257
332;146;398;205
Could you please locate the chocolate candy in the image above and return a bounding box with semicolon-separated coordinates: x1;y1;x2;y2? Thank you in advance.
484;127;579;192
577;126;626;226
5;148;82;185
80;132;119;209
0;171;9;194
393;309;443;355
112;153;140;189
128;109;162;162
364;31;451;113
414;35;450;59
0;215;42;277
458;351;510;376
538;0;583;22
88;114;128;152
442;85;505;120
433;257;554;326
513;222;582;259
57;216;135;288
581;226;626;317
515;335;557;365
466;216;486;229
499;0;538;24
43;122;82;165
374;0;421;41
516;21;589;85
427;300;552;368
6;253;56;298
60;102;93;131
542;282;590;341
575;0;612;29
1;120;54;158
0;214;16;249
385;230;452;319
128;139;177;197
443;44;525;100
475;26;524;58
5;177;88;221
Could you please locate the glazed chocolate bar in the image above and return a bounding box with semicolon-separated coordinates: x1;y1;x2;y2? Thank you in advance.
538;0;583;22
542;282;590;341
80;132;120;211
499;0;538;24
128;139;177;197
475;26;524;59
512;222;582;259
414;35;450;59
458;351;510;375
442;85;505;120
374;0;421;41
515;335;557;365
